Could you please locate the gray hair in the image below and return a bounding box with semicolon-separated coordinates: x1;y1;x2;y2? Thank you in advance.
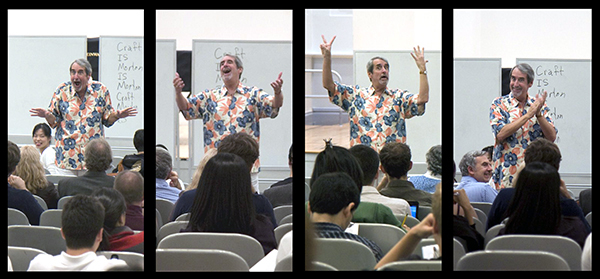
459;150;488;177
426;145;442;176
510;63;535;84
223;54;244;78
366;56;389;74
155;147;172;179
70;58;93;76
84;138;112;172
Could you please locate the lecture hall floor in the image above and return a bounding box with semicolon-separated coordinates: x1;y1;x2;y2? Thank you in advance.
304;123;350;154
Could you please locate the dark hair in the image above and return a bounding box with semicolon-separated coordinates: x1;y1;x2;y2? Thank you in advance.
503;162;562;235
32;123;52;138
185;153;256;235
61;195;105;249
133;129;144;152
288;144;293;165
379;142;412;179
309;172;360;214
91;188;127;251
217;132;259;170
524;138;561;170
349;144;380;185
84;138;112;172
7;141;20;177
309;144;364;193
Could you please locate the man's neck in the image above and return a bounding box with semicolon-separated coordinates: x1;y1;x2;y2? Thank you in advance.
310;213;348;229
65;247;95;257
224;80;239;95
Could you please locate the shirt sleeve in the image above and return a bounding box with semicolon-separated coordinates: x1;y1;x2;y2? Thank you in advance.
100;85;117;127
398;90;426;119
328;81;357;112
256;88;279;119
489;97;508;137
180;90;210;120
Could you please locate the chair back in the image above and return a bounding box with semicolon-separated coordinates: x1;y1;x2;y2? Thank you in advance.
453;238;466;269
8;246;47;271
456;250;570;271
156;249;249;271
32;195;48;210
156;221;189;245
8;225;66;255
486;234;583;270
8;208;30;226
274;223;292;246
57;195;73;209
39;209;62;228
471;202;493;216
312;238;377;271
97;251;144;269
156;198;174;226
377;260;442;271
356;223;406;254
273;205;293;225
274;254;292;271
157;232;265;267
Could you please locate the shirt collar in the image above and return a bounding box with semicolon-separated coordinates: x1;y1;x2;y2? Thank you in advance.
219;81;244;96
368;85;391;96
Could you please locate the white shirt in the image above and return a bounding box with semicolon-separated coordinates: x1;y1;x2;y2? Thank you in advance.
28;251;128;271
360;185;411;216
40;146;76;176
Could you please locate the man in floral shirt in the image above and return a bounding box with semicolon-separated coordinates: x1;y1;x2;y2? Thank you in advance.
173;54;283;189
30;59;137;175
320;35;429;152
489;63;557;189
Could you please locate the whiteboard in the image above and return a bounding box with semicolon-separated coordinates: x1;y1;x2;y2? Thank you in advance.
191;40;293;167
516;58;591;174
8;36;87;137
353;51;441;164
155;40;178;154
99;36;144;139
453;58;502;165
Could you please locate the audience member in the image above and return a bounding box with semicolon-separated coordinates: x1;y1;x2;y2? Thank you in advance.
32;122;71;175
375;183;442;269
408;144;442;193
27;195;128;271
113;129;144;176
579;188;592;216
308;141;402;228
487;138;590;232
378;142;432;206
498;162;589;247
263;144;293;208
57;138;115;197
155;147;181;204
182;153;277;255
13;145;59;208
91;188;144;252
113;170;145;231
308;172;384;262
7;140;44;225
183;148;217;192
455;150;497;203
581;233;591;271
349;144;410;216
453;188;484;253
171;133;277;227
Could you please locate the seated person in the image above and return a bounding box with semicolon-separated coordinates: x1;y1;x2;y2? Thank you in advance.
113;170;145;231
263;144;293;208
7;140;44;225
455;150;497;203
113;129;144;177
308;172;384;262
28;195;129;271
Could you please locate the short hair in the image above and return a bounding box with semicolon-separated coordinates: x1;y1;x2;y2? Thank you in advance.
223;54;244;78
217;132;259;171
113;170;144;204
288;144;293;165
524;138;561;170
379;142;412;179
70;58;93;76
425;145;442;176
459;150;488;177
7;141;21;177
349;144;380;185
84;138;112;172
367;56;389;74
309;144;364;193
309;172;360;215
510;63;535;84
61;195;105;249
32;122;52;139
91;188;127;233
155;148;172;179
133;129;144;152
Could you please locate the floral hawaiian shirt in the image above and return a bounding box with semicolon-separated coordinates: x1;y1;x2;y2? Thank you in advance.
48;81;115;170
489;92;557;189
181;82;279;173
329;81;425;151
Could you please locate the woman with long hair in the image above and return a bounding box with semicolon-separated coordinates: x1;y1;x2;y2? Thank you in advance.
183;152;277;254
13;145;59;208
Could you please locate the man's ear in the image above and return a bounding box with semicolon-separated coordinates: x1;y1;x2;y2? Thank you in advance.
307;202;312;215
343;202;355;217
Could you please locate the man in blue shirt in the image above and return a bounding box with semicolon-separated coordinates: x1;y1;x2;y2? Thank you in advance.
456;150;498;203
155;147;181;204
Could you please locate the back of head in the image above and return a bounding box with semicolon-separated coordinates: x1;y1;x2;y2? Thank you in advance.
504;162;562;235
309;172;360;215
155;147;172;179
187;152;255;234
133;129;144;152
61;195;105;249
426;145;442;176
84;138;112;172
524;138;561;170
7;140;20;177
309;143;364;192
91;188;127;232
13;146;46;192
217;132;259;171
114;170;144;204
379;142;412;179
349;144;379;185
